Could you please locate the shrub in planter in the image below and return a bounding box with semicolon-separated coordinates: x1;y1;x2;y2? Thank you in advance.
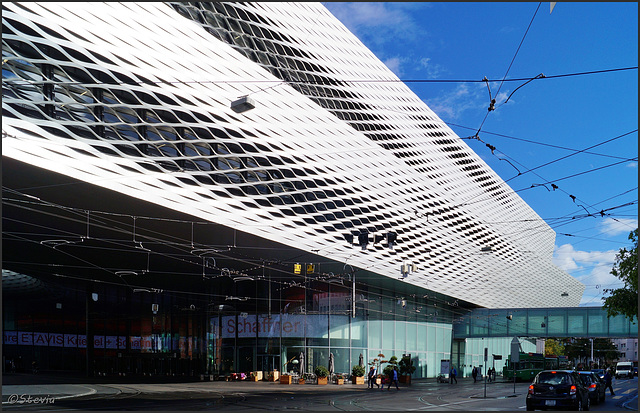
399;355;416;384
351;365;365;377
314;365;329;378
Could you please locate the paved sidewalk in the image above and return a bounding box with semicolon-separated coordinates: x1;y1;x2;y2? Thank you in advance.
2;372;524;404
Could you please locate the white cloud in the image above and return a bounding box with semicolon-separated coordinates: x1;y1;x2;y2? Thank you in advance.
419;57;446;79
424;83;484;120
324;3;425;44
599;217;638;237
553;244;621;306
626;162;638;168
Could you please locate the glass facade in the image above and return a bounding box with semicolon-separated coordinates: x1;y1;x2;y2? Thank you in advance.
454;307;638;339
3;270;461;379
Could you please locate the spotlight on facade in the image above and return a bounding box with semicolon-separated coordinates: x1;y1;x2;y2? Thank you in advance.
152;303;159;314
343;233;354;244
374;234;385;244
506;314;513;320
561;292;569;297
481;246;492;252
230;96;255;113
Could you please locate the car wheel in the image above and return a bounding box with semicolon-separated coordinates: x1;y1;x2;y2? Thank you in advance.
526;405;534;411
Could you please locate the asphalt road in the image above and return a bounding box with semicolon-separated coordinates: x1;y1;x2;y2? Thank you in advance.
2;374;637;411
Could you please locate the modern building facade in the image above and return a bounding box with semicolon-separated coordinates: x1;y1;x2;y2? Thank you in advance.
3;2;585;379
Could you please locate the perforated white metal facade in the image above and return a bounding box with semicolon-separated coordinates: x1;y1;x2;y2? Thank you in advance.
2;2;584;308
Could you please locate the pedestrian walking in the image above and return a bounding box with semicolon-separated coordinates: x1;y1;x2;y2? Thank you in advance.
387;366;400;390
604;369;615;396
450;366;457;384
368;366;379;389
472;366;478;383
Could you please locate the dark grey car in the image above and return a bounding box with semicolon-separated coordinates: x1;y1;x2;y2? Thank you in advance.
578;371;606;405
527;370;590;411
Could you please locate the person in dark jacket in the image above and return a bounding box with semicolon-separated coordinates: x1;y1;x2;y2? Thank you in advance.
386;366;400;390
450;366;457;384
472;366;478;383
368;366;379;389
604;369;615;395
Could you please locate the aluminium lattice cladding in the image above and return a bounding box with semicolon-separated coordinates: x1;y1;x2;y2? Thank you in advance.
1;2;584;307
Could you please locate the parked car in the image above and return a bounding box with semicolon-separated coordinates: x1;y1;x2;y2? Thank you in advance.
615;361;633;379
526;370;590;411
590;369;605;380
578;371;606;405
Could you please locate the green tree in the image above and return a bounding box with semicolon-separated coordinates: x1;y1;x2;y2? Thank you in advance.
544;338;565;357
602;228;638;320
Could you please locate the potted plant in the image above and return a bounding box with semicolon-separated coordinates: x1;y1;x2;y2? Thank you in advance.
399;355;416;385
351;364;365;384
335;374;344;385
315;365;329;385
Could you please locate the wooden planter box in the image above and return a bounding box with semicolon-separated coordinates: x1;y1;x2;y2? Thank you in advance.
352;376;365;385
298;378;305;384
268;371;279;382
317;376;328;385
280;375;292;384
250;371;263;381
335;378;344;385
399;375;411;385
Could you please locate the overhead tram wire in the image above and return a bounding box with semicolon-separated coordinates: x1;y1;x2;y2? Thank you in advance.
448;122;634;161
2;67;636;88
502;129;638;184
474;2;542;135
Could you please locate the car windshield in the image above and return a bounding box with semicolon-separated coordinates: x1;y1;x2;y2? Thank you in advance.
617;366;631;370
537;372;569;385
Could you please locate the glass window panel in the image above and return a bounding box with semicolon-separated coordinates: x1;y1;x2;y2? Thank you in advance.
382;320;394;350
330;347;350;375
547;314;566;335
406;322;417;352
509;312;527;337
528;310;547;336
608;314;629;335
395;321;406;351
368;319;382;349
329;315;349;347
587;309;606;335
426;325;436;352
351;317;366;348
417;323;427;352
568;310;587;335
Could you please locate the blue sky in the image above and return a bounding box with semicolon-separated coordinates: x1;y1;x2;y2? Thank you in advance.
323;2;638;306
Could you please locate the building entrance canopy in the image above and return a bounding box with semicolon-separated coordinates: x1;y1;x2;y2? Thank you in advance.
454;307;637;339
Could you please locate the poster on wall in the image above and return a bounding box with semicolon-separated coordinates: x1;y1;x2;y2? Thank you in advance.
440;359;450;375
